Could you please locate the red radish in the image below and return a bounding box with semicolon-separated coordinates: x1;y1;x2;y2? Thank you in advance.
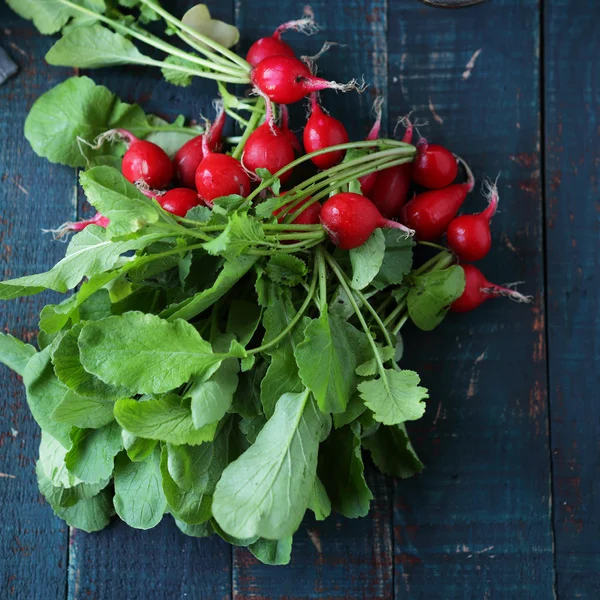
44;212;109;240
303;94;349;169
242;122;295;183
401;157;475;241
412;140;458;189
279;105;302;154
447;180;499;261
173;108;225;189
246;12;316;67
274;197;321;225
115;130;173;189
157;188;203;217
451;264;532;313
251;55;361;105
320;192;414;250
358;98;384;195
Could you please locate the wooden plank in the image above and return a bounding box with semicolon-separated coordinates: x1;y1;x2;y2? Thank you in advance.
387;1;555;596
544;1;600;596
0;6;75;599
231;1;393;597
67;2;236;598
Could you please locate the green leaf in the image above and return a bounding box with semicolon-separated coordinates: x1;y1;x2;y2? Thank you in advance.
308;477;331;521
0;332;36;376
79;312;222;394
115;395;218;445
231;362;266;418
160;255;258;321
23;347;72;447
6;0;104;35
37;462;114;532
355;344;395;377
358;369;428;426
349;229;385;290
188;336;239;429
254;195;281;219
65;422;123;483
52;324;129;401
174;518;214;538
114;448;167;529
238;414;266;444
203;213;266;259
211;195;247;215
0;226;159;300
185;205;212;222
332;393;367;429
362;424;423;479
46;23;149;68
80;167;164;237
213;390;328;540
318;423;372;518
373;230;414;289
38;431;81;489
51;391;114;429
24;76;149;167
255;168;281;196
161;55;195;87
295;313;367;414
122;430;157;463
226;300;262;346
248;538;293;566
265;254;307;287
407;266;466;331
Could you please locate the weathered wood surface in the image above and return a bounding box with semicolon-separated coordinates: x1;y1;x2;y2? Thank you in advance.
0;0;598;597
544;0;600;597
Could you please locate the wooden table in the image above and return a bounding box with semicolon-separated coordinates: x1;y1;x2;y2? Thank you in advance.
0;1;597;598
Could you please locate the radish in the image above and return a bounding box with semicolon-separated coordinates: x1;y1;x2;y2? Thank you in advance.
246;12;317;67
173;108;226;189
116;130;173;189
43;212;109;240
195;133;251;206
242;122;295;183
320;192;414;250
274;197;321;225
303;94;349;170
279;105;302;153
412;139;458;189
451;264;532;313
251;55;361;105
157;188;203;217
401;157;474;241
447;180;499;262
358;98;384;195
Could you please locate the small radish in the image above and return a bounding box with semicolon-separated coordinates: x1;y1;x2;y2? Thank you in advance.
363;114;413;214
274;197;321;225
246;11;317;67
401;156;474;241
43;212;109;240
173;108;225;189
358;98;384;195
447;180;499;261
156;188;203;217
242;122;295;183
451;264;532;313
303;94;349;169
114;130;173;189
279;105;302;154
195;133;250;206
251;55;361;105
412;139;457;189
320;192;414;250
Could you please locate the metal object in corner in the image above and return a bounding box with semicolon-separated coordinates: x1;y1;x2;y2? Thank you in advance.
0;46;18;86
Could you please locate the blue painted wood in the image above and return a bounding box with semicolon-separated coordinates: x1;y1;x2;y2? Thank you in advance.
231;1;393;597
544;1;600;597
0;6;75;599
387;0;555;597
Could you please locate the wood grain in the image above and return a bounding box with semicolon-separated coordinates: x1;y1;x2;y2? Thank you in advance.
0;7;74;599
231;1;393;597
544;1;600;597
387;0;555;596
